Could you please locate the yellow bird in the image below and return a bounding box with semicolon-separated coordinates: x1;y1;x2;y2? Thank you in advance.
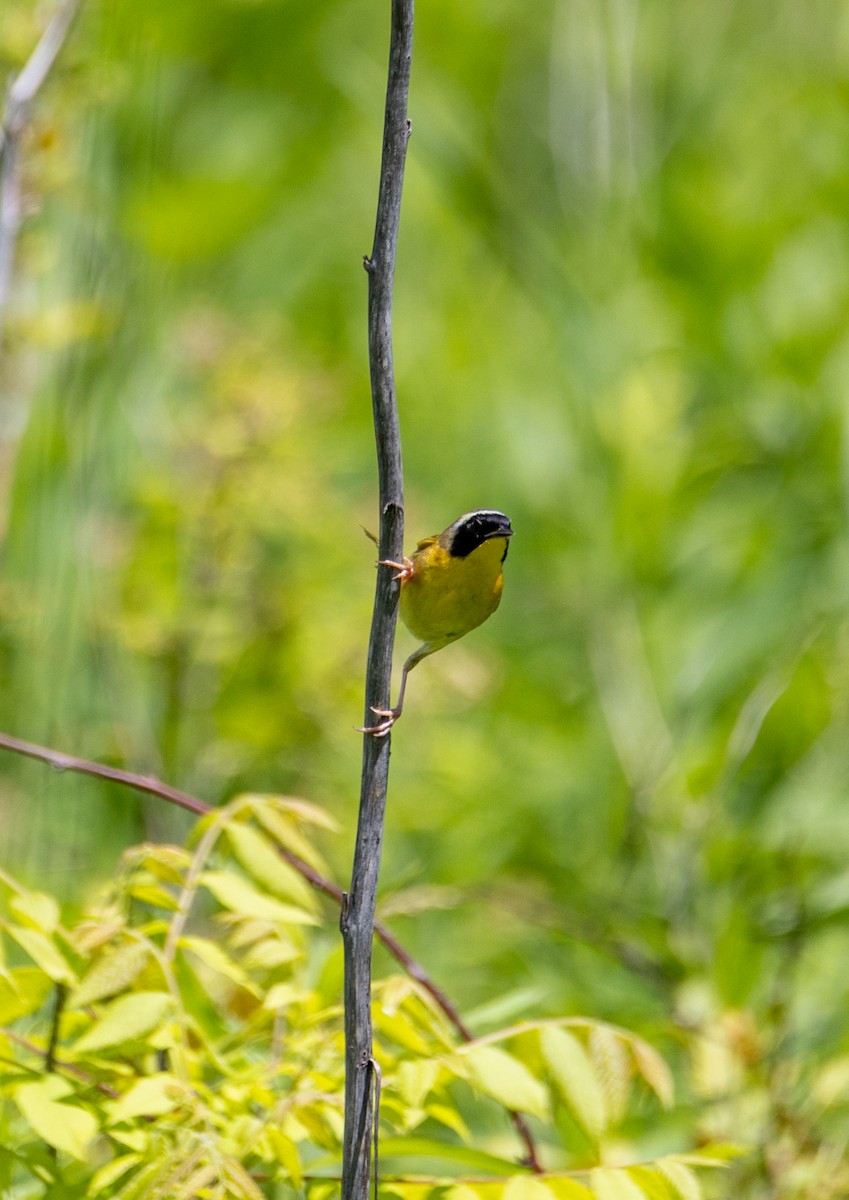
361;509;514;736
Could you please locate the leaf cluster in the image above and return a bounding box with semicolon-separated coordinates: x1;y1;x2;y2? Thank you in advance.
0;800;726;1199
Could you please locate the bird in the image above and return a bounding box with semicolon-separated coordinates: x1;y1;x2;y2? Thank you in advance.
360;509;514;736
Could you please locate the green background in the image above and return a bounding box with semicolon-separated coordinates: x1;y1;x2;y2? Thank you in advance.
3;1;849;1193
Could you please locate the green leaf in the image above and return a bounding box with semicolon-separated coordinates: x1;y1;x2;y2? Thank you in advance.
425;1101;471;1140
71;941;150;1006
540;1025;606;1139
108;1074;183;1124
9;889;60;933
15;1075;98;1160
543;1181;595;1199
225;820;320;913
73;990;173;1052
5;924;76;984
179;934;256;991
87;1153;143;1195
134;843;192;884
306;1185;339;1200
0;966;53;1022
199;871;319;924
111;1127;149;1153
243;936;300;971
441;1187;482;1200
219;1154;267;1200
656;1160;702;1200
675;1145;744;1166
263;981;309;1011
629;1036;674;1108
380;1186;433;1200
126;881;180;910
395;1059;440;1108
590;1168;648;1200
266;1129;302;1188
588;1024;631;1126
459;1045;549;1120
377;1136;529;1176
252;804;332;874
625;1167;677;1200
503;1177;558;1200
374;1005;432;1055
243;793;339;831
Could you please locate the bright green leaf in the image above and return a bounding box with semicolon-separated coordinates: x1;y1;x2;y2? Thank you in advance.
629;1037;674;1108
179;934;255;990
243;793;339;832
15;1075;98;1160
503;1176;558;1200
425;1101;471;1140
136;843;192;884
71;941;151;1006
543;1180;595;1200
88;1153;143;1194
9;889;60;933
625;1167;676;1200
377;1136;526;1175
374;1006;431;1055
657;1160;702;1200
590;1168;647;1200
0;966;53;1022
380;1186;432;1200
126;882;179;910
540;1025;606;1139
396;1058;440;1108
108;1074;184;1124
266;1129;302;1188
252;805;332;874
219;1153;267;1200
73;991;173;1052
442;1186;482;1200
459;1045;548;1120
588;1024;631;1126
676;1145;743;1166
111;1128;149;1153
199;871;318;924
5;924;76;984
224;820;320;912
263;982;310;1010
244;937;300;970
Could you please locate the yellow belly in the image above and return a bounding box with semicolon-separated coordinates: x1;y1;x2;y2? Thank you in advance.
399;537;507;648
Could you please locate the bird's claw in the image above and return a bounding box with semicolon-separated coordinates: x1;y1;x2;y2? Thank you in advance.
357;706;402;737
379;556;415;582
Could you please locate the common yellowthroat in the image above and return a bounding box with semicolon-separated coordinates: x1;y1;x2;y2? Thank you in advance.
361;509;514;736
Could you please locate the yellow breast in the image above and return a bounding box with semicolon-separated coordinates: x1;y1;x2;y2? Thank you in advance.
399;536;507;648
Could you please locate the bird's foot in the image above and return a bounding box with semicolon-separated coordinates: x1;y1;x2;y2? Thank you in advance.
379;556;415;582
357;705;402;737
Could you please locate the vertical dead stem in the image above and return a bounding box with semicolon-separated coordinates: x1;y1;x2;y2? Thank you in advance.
340;3;414;1200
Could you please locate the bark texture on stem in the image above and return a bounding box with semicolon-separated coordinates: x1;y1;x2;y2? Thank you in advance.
341;3;414;1199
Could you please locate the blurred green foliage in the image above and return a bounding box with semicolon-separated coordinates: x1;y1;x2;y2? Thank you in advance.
3;0;849;1195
